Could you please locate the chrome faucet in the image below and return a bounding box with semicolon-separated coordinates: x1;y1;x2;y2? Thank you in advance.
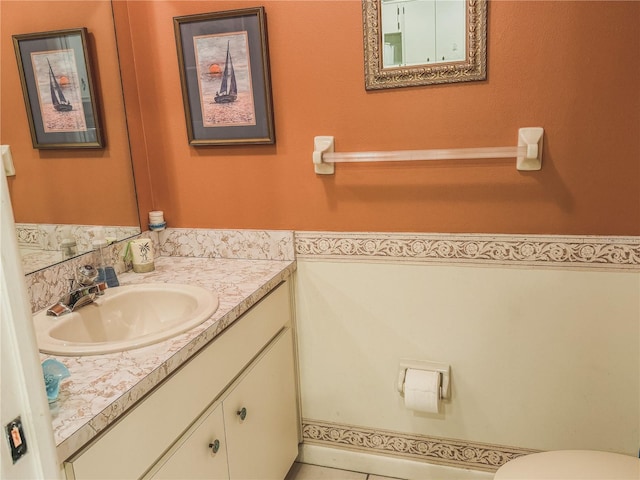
47;265;107;316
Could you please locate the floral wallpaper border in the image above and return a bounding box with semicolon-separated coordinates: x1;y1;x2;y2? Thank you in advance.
295;232;640;270
302;419;538;473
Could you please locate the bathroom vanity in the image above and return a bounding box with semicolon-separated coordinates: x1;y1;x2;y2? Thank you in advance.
41;256;299;480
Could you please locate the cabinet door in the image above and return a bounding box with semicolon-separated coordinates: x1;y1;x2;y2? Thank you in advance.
149;403;229;480
434;0;466;62
224;329;298;480
403;0;436;65
381;2;402;34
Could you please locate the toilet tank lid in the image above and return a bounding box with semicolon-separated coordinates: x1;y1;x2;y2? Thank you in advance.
494;450;639;480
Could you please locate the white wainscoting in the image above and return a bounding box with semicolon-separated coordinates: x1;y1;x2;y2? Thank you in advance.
293;232;640;473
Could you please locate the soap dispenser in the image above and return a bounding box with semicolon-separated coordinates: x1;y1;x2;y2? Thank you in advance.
92;227;119;288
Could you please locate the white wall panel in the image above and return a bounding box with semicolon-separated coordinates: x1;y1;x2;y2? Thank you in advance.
295;260;639;454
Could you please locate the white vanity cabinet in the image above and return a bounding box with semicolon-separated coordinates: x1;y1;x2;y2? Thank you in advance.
148;328;297;480
63;281;299;480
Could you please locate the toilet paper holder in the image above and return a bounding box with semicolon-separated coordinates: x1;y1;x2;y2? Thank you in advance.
397;359;450;400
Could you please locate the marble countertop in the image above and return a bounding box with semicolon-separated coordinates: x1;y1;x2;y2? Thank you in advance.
42;256;296;463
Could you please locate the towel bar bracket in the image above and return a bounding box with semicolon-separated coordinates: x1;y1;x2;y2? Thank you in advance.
313;136;335;175
516;127;544;171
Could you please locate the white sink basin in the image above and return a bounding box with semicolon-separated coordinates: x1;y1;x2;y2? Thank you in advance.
34;283;219;356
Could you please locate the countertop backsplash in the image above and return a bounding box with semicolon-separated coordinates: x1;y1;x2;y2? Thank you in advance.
158;228;295;261
24;228;295;313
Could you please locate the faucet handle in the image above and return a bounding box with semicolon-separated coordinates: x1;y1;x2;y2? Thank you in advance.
77;264;98;286
94;281;108;296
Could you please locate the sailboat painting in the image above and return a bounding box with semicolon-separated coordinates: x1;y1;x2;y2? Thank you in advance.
175;7;274;145
194;32;256;127
31;50;87;133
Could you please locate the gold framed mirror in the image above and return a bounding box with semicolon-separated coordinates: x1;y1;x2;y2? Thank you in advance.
363;0;487;90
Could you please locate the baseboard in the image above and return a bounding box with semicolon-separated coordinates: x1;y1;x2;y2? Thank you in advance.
302;419;537;473
297;444;494;480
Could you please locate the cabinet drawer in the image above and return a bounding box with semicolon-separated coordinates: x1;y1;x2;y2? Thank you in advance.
64;281;291;480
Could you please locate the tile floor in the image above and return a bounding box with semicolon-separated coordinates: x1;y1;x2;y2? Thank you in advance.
285;462;404;480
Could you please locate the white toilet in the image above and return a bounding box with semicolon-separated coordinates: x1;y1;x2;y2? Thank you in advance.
494;450;639;479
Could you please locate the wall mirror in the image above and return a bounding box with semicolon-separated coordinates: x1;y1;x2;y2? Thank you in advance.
2;1;141;275
363;0;487;90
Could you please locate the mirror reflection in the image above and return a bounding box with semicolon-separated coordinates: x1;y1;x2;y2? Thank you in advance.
16;224;140;274
381;0;466;68
364;0;487;90
1;0;141;274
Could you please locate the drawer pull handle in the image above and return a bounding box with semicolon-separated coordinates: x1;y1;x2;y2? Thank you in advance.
237;407;247;420
208;439;220;453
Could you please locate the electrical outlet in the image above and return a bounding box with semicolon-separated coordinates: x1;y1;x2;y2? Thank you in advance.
5;417;27;463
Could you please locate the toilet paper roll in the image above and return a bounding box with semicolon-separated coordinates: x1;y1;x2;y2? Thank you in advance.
403;368;440;413
129;238;155;273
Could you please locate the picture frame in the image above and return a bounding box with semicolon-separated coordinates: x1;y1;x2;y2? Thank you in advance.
174;7;275;146
12;28;104;149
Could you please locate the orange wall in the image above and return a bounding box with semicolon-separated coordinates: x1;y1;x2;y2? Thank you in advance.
4;1;638;235
120;0;640;236
0;0;139;226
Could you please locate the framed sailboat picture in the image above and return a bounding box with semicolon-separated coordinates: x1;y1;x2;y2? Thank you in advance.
12;28;104;149
174;7;275;146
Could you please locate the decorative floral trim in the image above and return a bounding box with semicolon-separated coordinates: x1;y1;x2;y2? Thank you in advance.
15;224;41;246
295;232;640;270
302;419;537;472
